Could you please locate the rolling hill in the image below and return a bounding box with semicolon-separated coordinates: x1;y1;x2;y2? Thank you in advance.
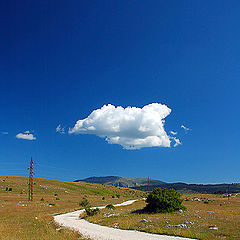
76;176;240;194
75;176;165;188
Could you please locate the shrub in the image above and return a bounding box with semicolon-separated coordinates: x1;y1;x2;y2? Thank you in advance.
8;188;12;192
106;204;115;210
40;198;44;201
79;198;90;207
85;207;100;216
102;196;105;200
56;197;60;200
116;194;120;198
144;188;186;213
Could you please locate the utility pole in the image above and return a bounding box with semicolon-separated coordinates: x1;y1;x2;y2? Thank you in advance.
228;184;230;202
28;157;33;201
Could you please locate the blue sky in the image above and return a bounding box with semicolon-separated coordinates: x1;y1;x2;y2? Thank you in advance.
1;1;240;183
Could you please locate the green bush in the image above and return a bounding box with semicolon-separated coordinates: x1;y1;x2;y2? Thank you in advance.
85;207;100;216
144;188;186;213
40;198;44;201
79;198;90;207
102;196;105;200
105;204;115;210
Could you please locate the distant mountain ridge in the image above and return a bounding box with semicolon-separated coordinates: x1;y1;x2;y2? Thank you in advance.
75;176;240;194
74;176;165;188
134;182;240;194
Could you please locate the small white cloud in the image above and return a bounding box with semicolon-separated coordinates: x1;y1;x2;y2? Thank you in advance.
181;125;190;131
56;124;65;134
16;132;36;140
69;103;175;149
171;137;181;147
170;131;177;135
1;132;8;134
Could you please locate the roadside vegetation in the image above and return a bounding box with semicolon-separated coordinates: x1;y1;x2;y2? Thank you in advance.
144;188;186;213
86;191;240;240
0;176;141;240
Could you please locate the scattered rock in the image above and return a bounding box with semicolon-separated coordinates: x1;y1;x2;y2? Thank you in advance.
179;209;183;213
103;213;120;218
207;211;215;214
17;204;27;207
167;223;188;228
209;226;218;230
140;218;148;223
185;221;194;225
192;198;201;201
113;223;119;228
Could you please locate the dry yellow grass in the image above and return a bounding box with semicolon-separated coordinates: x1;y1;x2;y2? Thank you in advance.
86;193;240;240
0;176;142;240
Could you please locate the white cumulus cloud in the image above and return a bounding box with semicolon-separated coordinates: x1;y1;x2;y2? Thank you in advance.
56;124;65;134
69;103;176;149
16;131;36;140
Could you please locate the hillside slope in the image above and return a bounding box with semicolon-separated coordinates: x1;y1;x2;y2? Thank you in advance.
0;176;142;240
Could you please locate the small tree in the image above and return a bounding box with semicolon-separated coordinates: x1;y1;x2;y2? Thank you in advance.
144;188;186;213
79;198;90;208
105;204;115;210
85;207;100;216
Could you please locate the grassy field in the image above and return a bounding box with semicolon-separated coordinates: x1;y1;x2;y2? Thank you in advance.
86;193;240;240
0;176;142;240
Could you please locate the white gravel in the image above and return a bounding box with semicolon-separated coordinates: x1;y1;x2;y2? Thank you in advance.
54;200;195;240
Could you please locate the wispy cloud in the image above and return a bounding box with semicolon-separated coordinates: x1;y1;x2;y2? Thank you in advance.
16;131;36;140
170;131;177;135
171;137;181;147
1;132;8;135
181;125;190;131
56;124;65;134
69;103;180;150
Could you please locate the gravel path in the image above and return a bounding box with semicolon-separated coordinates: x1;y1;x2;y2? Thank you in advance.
54;200;195;240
